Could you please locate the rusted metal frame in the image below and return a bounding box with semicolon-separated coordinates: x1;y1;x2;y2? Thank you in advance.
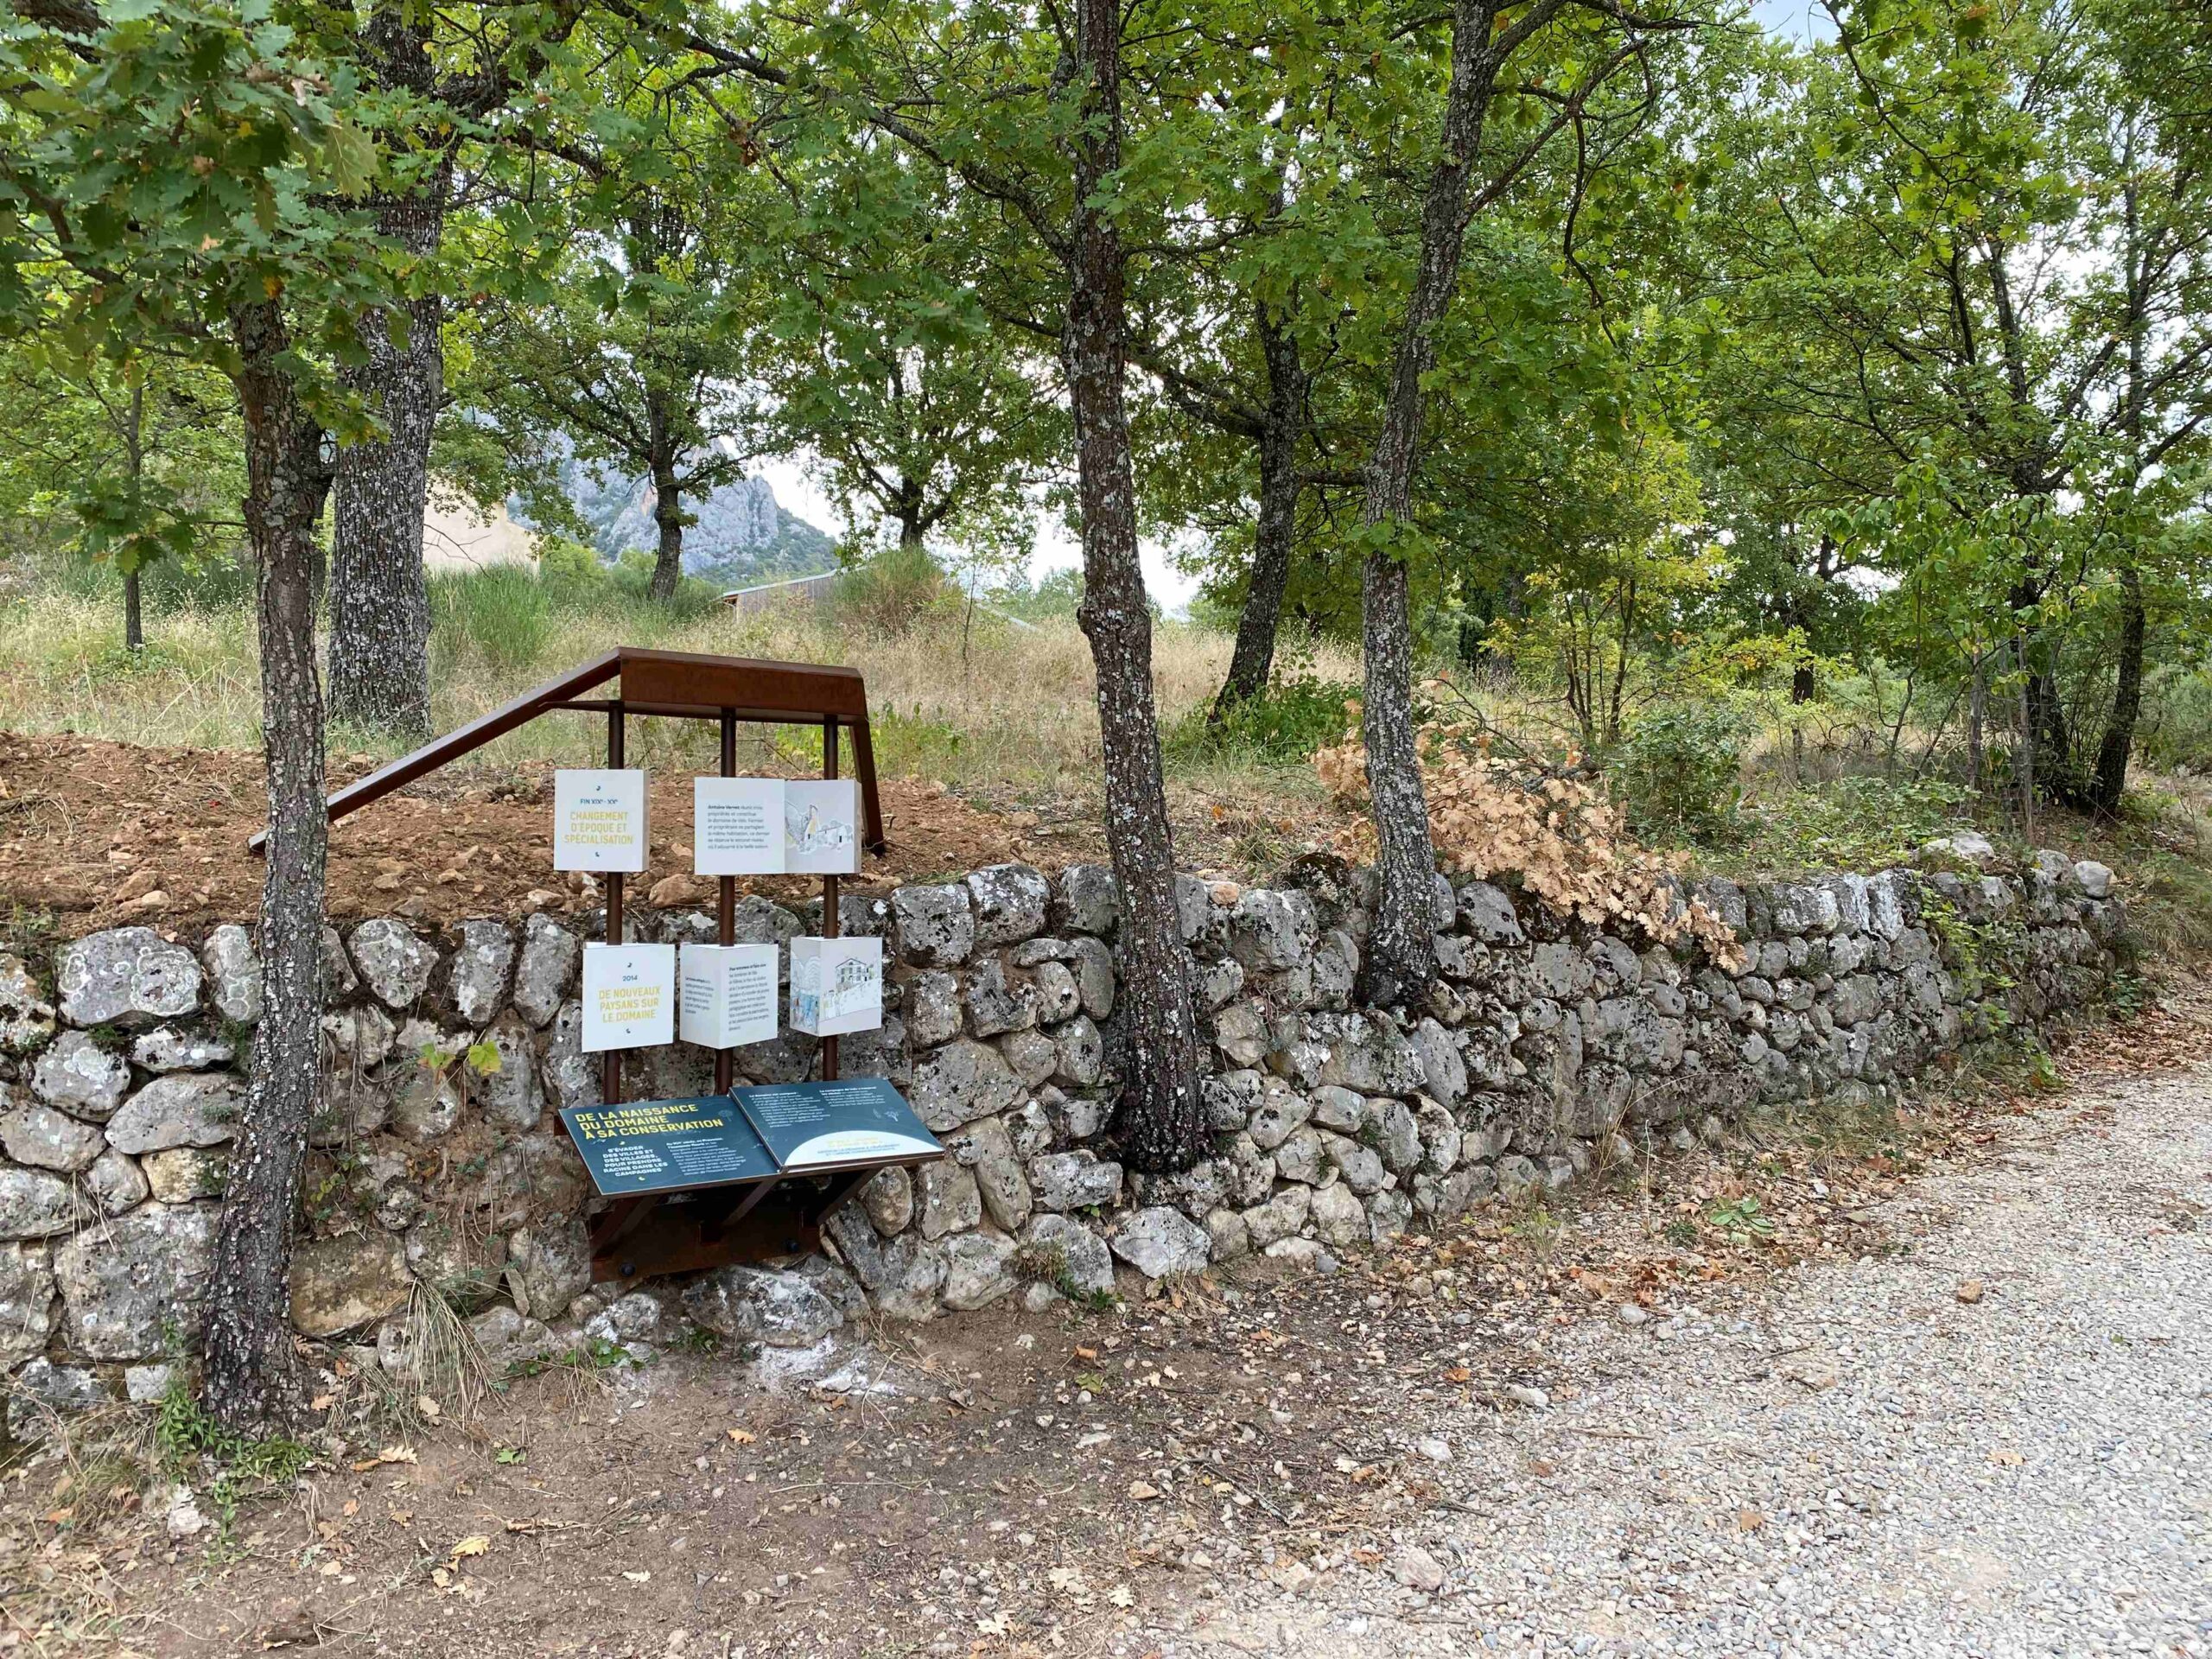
601;701;626;1109
589;1193;652;1255
247;646;887;854
849;714;887;854
245;651;623;853
715;707;737;1096
707;1172;785;1240
821;713;841;1086
615;648;868;718
808;1167;874;1226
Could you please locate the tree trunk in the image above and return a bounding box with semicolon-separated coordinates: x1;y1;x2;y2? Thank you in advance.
645;373;685;602
649;453;684;602
328;185;442;740
1967;653;1986;799
2015;636;2036;842
123;382;145;651
1065;0;1205;1174
1357;0;1503;1007
2085;564;2145;817
1210;304;1305;726
204;301;332;1432
327;9;445;741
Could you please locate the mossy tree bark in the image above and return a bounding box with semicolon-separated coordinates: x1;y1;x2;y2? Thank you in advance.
1065;0;1206;1173
327;8;444;741
1210;303;1306;726
204;301;333;1431
1356;0;1512;1007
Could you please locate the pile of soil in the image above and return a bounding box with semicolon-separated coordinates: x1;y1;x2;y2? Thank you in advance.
0;733;1111;943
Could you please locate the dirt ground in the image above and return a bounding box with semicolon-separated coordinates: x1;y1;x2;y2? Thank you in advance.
0;732;1317;944
9;993;2202;1658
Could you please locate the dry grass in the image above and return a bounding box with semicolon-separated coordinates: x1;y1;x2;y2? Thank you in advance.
0;584;1357;816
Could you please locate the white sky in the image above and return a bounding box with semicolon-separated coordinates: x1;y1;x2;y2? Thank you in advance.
752;453;1204;614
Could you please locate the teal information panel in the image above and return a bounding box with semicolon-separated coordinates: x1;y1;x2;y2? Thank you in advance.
732;1077;942;1173
559;1097;779;1196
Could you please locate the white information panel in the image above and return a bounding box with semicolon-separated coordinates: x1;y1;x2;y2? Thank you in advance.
554;769;651;873
581;943;677;1052
785;779;861;874
693;778;785;875
678;942;780;1049
790;935;883;1037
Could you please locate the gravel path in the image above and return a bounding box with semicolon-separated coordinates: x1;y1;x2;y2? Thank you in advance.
1169;1066;2212;1658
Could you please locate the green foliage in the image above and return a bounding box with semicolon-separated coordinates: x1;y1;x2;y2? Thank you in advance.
2138;664;2212;773
988;569;1084;624
1726;773;1975;872
831;541;952;638
1168;676;1360;766
154;1381;314;1550
1701;1195;1776;1245
1616;703;1749;842
429;566;553;676
2128;849;2212;964
1919;890;2025;1034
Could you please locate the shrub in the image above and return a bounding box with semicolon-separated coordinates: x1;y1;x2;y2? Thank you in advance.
429;563;552;673
2138;663;2212;772
831;542;952;638
1735;773;1974;872
1169;674;1361;766
1615;703;1749;842
605;550;725;618
1314;696;1743;963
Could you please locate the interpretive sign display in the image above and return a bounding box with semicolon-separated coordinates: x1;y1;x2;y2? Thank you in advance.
554;769;651;872
785;779;861;874
582;943;677;1052
679;942;779;1049
559;1098;779;1196
733;1077;938;1172
693;778;784;875
789;935;882;1037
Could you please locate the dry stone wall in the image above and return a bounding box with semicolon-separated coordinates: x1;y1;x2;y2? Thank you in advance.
0;842;2124;1431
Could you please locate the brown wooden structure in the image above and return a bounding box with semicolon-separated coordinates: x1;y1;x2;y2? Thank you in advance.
258;646;911;1282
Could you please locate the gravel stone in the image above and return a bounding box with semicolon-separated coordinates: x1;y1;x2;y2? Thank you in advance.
1176;1067;2208;1659
104;1073;239;1155
448;918;516;1025
0;953;57;1055
1107;1205;1211;1279
893;883;975;967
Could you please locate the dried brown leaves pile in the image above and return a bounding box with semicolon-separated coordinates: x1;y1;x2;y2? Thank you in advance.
1316;706;1744;967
